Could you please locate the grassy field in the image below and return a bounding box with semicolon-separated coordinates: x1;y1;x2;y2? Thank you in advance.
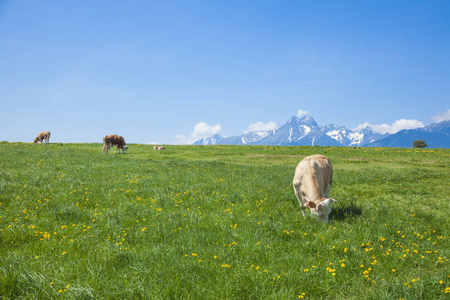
0;142;449;299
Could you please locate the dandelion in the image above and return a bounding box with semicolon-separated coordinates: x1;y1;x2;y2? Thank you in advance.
142;228;146;232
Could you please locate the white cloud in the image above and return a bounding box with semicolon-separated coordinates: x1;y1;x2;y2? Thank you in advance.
191;122;222;139
244;121;277;133
296;109;308;117
389;119;425;133
354;119;425;134
431;109;450;123
175;122;222;144
353;122;371;131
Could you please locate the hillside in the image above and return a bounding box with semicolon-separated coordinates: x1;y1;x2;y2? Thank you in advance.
367;120;450;148
0;143;449;299
0;143;450;299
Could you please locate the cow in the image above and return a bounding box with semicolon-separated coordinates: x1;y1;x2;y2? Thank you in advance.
103;135;128;154
293;154;336;221
34;131;51;144
153;146;166;150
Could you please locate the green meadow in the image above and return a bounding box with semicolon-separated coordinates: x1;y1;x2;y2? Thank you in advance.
0;142;449;299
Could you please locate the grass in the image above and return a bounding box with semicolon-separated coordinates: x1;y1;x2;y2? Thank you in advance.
0;142;449;299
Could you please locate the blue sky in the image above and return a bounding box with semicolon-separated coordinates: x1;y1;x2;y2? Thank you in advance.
1;1;449;144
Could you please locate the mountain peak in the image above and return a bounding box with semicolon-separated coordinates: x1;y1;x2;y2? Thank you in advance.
299;115;320;128
286;115;319;128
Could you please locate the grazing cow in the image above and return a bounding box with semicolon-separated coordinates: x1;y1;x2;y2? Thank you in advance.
103;135;128;154
153;146;166;150
293;154;336;221
34;131;51;144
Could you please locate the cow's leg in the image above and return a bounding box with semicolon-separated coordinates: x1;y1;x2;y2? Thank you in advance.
103;143;109;154
293;184;306;217
323;183;331;198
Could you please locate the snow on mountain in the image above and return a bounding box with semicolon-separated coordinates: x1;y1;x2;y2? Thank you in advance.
322;124;352;145
348;132;364;146
193;134;224;145
321;124;386;146
255;116;343;146
193;115;390;147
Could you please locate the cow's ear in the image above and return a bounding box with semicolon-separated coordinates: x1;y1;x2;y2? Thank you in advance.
308;201;316;208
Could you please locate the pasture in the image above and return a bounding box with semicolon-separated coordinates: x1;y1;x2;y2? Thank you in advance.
0;142;449;299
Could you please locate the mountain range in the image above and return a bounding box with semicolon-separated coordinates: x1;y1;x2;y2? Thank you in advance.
193;116;450;148
366;120;450;148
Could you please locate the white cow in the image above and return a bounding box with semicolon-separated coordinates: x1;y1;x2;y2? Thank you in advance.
153;146;166;150
34;131;51;144
293;154;336;221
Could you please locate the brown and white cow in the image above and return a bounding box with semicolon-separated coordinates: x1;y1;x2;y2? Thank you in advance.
293;154;336;221
153;146;166;150
34;131;51;144
103;135;128;154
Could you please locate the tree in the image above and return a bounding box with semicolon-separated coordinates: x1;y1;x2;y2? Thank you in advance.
413;140;428;148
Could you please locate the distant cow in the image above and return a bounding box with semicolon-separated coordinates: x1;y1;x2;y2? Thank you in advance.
153;146;166;150
293;154;336;221
103;135;128;154
34;131;51;144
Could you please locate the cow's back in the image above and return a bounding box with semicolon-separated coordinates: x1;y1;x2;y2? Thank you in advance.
293;154;332;197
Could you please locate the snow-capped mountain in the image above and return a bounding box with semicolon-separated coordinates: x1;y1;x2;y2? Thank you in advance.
255;116;342;146
193;116;386;147
322;124;386;146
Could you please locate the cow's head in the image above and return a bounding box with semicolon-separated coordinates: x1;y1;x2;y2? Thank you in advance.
308;198;337;221
121;146;128;154
33;138;39;143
